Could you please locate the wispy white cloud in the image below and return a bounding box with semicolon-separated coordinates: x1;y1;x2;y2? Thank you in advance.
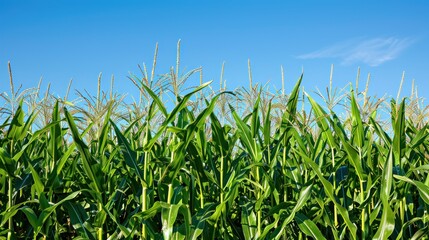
298;37;415;66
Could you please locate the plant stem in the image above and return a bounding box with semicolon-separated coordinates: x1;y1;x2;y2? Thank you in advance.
167;184;173;204
283;147;287;202
199;178;204;207
97;227;103;240
167;149;174;205
142;118;151;239
98;203;103;240
142;153;148;239
256;167;261;237
332;147;338;227
220;154;224;204
360;179;365;237
8;140;14;240
359;148;365;238
7;176;13;240
400;197;405;227
142;186;147;239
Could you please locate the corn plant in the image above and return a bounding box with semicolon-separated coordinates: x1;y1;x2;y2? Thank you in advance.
2;44;429;239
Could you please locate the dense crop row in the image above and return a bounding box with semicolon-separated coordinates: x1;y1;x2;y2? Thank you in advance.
1;51;429;239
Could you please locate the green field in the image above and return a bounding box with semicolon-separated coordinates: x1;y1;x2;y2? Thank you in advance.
1;54;429;239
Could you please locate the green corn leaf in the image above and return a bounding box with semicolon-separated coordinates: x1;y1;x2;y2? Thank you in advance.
63;202;95;240
28;164;44;195
97;101;113;155
369;116;392;145
0;200;38;226
41;190;81;216
281;74;302;127
241;199;257;240
132;201;170;220
394;174;429;205
266;184;314;239
184;92;232;148
306;94;338;149
392;99;406;162
395;217;424;240
178;204;192;239
0;148;14;177
190;203;217;240
160;202;185;240
6;102;24;140
350;90;364;148
373;149;395;240
231;105;262;162
164;81;212;126
331;117;365;181
210;113;230;156
381;149;394;203
250;93;261;138
20;191;82;236
411;226;429;240
56;142;76;175
263;101;272;146
144;81;212;151
100;203;132;237
11;121;58;162
48;101;62;163
296;150;357;239
295;212;327;240
408;124;429;149
18;110;36;142
20;207;39;231
141;82;168;117
159;142;186;184
64;107;102;196
208;201;226;224
111;120;144;181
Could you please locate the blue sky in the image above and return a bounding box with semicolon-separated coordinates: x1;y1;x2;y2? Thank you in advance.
1;0;428;101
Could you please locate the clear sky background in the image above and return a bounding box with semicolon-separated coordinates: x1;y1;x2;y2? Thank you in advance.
1;0;428;102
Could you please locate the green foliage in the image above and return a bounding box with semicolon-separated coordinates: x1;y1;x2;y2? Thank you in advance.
2;57;429;239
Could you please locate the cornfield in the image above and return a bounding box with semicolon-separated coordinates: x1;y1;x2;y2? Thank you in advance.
1;44;429;239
